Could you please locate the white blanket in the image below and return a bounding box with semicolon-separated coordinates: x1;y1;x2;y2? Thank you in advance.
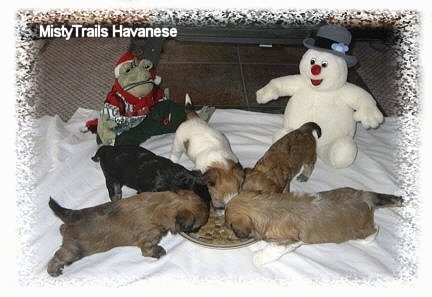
22;108;403;286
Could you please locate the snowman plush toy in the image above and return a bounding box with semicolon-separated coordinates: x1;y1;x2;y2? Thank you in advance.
256;25;384;168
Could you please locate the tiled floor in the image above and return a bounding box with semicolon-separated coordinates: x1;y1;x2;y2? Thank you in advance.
156;40;372;114
32;37;394;121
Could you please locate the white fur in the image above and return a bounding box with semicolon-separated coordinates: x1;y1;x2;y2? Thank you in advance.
170;113;238;172
222;192;237;206
252;225;378;267
256;48;383;168
253;242;303;267
214;193;237;216
357;226;379;244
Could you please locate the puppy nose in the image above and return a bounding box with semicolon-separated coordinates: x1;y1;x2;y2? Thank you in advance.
311;64;321;75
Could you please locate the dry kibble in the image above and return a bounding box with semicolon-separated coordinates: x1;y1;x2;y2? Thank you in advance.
182;207;256;247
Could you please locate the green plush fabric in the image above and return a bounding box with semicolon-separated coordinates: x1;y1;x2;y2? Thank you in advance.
197;106;216;122
113;100;187;145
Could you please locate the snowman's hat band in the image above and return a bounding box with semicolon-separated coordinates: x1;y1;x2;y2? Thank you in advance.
303;25;358;67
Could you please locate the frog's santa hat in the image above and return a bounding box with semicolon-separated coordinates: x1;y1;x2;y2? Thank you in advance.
114;52;136;78
303;24;358;67
113;52;161;85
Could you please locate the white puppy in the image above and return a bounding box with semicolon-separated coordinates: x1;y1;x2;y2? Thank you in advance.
170;94;244;212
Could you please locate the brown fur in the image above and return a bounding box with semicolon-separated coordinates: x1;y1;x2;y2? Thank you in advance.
183;139;190;152
242;122;320;193
47;190;209;277
225;187;401;246
173;94;244;211
186;110;199;120
201;160;245;210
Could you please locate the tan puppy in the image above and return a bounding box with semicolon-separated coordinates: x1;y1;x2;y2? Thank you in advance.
170;94;244;212
242;122;321;193
47;190;209;277
225;188;402;266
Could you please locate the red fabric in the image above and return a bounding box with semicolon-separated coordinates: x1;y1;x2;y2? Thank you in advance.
85;52;164;132
116;52;136;66
85;118;98;133
114;52;142;77
149;69;157;80
105;79;165;116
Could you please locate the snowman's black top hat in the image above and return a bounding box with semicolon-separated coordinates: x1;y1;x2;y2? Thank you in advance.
303;25;357;67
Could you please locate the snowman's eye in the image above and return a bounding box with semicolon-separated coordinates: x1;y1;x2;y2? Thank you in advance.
321;61;328;68
310;58;316;65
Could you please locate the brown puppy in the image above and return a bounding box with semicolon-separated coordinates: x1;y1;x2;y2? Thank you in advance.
242;122;321;193
225;188;402;266
47;190;209;277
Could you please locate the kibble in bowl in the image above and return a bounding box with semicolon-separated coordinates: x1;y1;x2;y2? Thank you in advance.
180;207;256;248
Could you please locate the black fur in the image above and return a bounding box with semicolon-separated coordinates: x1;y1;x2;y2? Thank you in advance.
372;192;403;208
299;122;322;138
92;145;211;207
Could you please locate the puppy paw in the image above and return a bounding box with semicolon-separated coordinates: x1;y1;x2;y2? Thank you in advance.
252;242;302;267
358;226;379;244
252;249;279;267
109;193;122;202
152;245;166;259
141;245;166;259
296;173;309;182
175;209;195;232
108;183;122;201
47;260;64;277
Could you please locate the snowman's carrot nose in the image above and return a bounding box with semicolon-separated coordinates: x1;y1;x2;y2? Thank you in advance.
311;64;321;75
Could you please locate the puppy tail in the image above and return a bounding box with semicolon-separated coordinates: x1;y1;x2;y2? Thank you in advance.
48;197;93;225
185;93;194;110
371;192;403;209
49;197;115;224
185;93;199;119
49;197;77;223
299;122;321;138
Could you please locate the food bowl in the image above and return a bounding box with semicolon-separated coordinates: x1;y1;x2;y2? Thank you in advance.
180;207;256;249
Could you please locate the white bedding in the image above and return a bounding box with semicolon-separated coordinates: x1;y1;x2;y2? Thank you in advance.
22;108;403;286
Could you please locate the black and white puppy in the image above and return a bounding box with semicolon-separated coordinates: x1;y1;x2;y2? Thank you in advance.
92;145;211;206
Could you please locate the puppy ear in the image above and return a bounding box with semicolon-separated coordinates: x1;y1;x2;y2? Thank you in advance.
200;169;218;187
232;163;245;182
174;209;195;233
228;216;253;239
194;171;208;185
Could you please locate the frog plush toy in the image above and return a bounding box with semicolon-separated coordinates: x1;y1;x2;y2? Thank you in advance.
85;52;214;145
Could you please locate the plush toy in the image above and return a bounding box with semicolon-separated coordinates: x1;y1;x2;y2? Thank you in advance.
85;52;214;146
256;25;384;168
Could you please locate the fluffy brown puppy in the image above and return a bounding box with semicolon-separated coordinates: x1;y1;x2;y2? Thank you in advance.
242;122;321;193
225;188;402;266
47;190;209;277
